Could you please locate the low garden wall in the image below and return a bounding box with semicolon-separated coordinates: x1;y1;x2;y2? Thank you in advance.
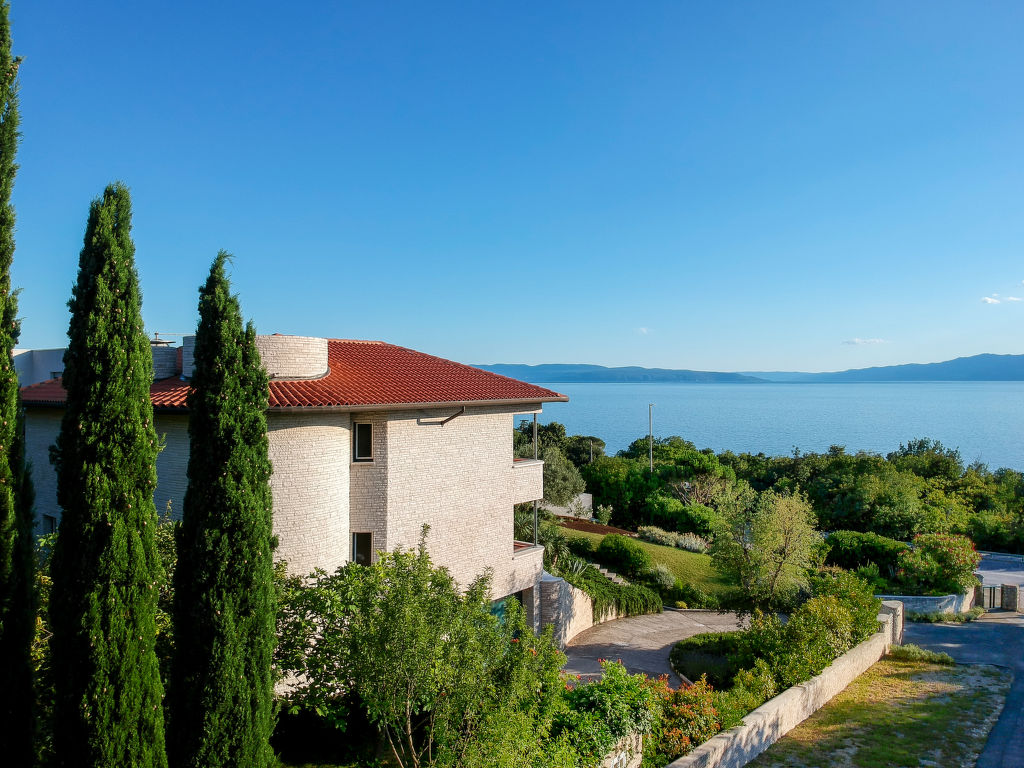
601;733;643;768
665;608;899;768
540;572;619;648
875;590;974;614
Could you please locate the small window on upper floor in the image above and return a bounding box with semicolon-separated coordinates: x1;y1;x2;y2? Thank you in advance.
353;422;373;462
42;514;57;535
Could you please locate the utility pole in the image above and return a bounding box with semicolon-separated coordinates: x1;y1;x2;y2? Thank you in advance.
649;403;655;473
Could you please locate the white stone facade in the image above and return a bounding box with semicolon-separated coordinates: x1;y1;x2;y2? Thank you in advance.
24;401;546;608
22;333;551;612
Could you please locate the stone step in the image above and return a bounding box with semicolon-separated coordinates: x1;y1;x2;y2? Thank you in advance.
592;563;630;586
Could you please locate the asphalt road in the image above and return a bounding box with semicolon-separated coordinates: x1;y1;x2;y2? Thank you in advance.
905;613;1024;768
561;609;744;685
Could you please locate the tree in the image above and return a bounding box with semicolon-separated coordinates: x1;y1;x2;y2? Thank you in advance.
277;530;568;768
49;183;167;768
0;3;36;764
710;486;820;609
539;445;585;507
168;253;276;768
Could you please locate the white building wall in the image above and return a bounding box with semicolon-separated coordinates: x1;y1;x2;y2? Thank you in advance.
154;414;189;520
379;405;543;601
349;412;388;559
24;409;61;532
267;412;351;576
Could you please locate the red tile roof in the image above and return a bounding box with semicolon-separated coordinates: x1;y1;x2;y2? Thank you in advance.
21;339;568;412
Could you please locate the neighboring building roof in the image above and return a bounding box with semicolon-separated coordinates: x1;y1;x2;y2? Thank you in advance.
20;339;568;412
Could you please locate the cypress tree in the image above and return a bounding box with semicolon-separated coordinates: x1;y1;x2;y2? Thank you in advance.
168;252;276;768
49;183;167;768
0;2;37;764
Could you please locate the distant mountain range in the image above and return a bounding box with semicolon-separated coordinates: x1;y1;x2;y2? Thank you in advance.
475;353;1024;384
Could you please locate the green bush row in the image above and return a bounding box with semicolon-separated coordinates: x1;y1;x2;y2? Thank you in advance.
562;564;663;621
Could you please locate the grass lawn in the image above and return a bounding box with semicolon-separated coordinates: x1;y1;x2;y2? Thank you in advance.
561;528;735;597
747;657;1011;768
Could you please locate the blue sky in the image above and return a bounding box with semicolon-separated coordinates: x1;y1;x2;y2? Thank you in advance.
8;1;1024;372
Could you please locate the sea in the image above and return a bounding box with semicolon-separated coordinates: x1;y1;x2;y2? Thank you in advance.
527;381;1024;472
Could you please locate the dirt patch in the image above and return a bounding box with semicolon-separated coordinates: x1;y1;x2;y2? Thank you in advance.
558;518;635;536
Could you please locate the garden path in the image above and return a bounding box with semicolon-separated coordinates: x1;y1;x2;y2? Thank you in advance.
561;609;744;686
906;612;1024;768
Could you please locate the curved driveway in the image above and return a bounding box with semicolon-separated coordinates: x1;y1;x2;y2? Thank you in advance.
562;609;744;686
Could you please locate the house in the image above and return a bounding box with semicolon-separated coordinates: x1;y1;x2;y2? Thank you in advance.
20;333;567;627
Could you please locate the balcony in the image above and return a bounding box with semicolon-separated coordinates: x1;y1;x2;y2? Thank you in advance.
512;458;543;505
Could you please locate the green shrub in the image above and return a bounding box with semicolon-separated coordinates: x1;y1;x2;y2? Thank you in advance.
809;569;881;642
673;582;719;610
594;504;614;526
907;606;985;623
643;563;677;593
712;659;777;730
566;536;595;559
739;597;855;689
556;660;661;765
825;530;909;576
562;565;663;621
643;675;721;763
887;643;954;665
669;632;743;689
637;526;710;553
896;533;981;595
597;534;652;578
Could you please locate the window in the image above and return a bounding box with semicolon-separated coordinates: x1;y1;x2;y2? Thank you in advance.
352;532;373;565
353;422;373;462
42;514;57;534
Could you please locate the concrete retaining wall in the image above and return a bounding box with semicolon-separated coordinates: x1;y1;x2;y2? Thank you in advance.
875;590;974;614
666;611;896;768
540;572;619;648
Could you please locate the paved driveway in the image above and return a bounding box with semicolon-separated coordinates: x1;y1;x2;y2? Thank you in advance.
562;609;744;685
905;613;1024;768
979;552;1024;587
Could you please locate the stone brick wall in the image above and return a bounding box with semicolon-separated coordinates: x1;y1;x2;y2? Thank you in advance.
349;413;388;557
1001;584;1022;612
268;412;350;576
511;459;543;504
375;405;543;601
25;396;544;603
154;414;189;520
254;335;329;379
151;346;178;380
875;590;974;614
24;409;61;531
539;573;619;647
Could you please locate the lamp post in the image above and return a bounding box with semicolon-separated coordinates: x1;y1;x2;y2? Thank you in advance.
648;403;655;473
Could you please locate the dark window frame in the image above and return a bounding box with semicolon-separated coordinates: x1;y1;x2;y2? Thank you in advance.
353;422;373;462
352;531;373;565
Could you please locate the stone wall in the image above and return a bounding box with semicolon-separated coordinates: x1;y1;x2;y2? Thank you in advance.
601;733;643;768
154;414;189;519
24;409;61;531
875;590;974;614
877;600;904;645
379;406;543;600
539;573;619;648
666;612;896;768
151;345;178;379
1000;584;1022;612
253;335;329;379
268;412;351;576
511;459;544;504
349;413;389;557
